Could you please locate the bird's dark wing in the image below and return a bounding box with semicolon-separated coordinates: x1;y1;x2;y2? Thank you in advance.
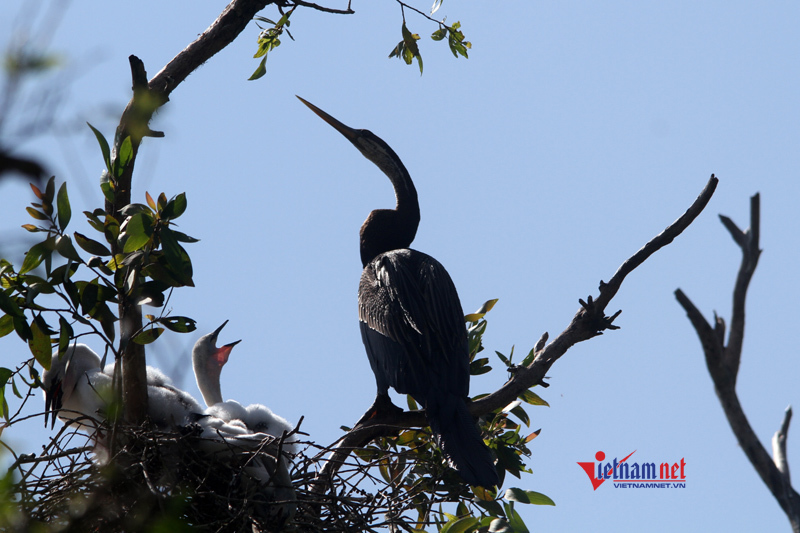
358;248;469;404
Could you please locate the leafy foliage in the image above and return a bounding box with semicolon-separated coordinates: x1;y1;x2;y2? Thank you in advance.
391;20;471;75
0;126;200;426
390;23;424;74
431;21;471;59
249;9;295;81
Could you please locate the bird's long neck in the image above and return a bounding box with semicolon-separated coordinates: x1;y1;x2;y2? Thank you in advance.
194;357;223;407
359;160;420;267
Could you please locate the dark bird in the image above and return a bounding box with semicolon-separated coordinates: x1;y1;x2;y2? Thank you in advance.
298;96;499;488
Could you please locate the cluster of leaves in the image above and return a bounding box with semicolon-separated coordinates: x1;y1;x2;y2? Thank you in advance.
347;300;553;532
249;9;295;81
0;127;201;427
390;20;470;75
244;4;470;79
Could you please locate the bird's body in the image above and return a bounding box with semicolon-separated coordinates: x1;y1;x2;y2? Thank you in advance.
299;96;499;488
191;321;297;525
192;321;296;450
42;343;204;431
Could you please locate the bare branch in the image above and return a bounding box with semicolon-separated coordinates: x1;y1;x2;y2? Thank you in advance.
290;0;354;14
595;174;718;311
677;193;800;532
725;193;761;382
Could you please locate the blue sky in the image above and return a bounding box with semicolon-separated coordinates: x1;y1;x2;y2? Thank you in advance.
1;1;799;531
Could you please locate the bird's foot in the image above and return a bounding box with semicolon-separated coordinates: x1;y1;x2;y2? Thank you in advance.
354;394;404;428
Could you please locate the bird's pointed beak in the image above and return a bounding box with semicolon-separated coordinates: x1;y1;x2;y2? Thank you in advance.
44;380;62;430
296;95;360;144
211;320;229;342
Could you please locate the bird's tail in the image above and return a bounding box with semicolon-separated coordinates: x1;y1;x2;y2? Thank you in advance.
426;393;499;488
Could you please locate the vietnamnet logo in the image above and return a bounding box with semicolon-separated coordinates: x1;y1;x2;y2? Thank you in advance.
577;450;686;490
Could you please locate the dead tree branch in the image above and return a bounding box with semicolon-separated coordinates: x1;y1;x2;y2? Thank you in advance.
675;193;800;532
311;174;719;494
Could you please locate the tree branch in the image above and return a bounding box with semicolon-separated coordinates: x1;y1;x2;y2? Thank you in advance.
676;193;800;532
106;0;277;424
311;174;719;494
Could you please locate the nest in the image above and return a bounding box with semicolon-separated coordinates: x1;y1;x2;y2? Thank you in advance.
4;416;481;532
5;419;298;533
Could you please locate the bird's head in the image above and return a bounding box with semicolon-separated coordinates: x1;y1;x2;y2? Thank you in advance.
193;320;241;373
41;344;101;429
42;367;64;430
296;96;414;197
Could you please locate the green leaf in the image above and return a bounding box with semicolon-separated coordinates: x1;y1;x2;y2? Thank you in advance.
158;316;197;333
87;123;112;171
0;291;23;318
171;230;200;243
44;176;55;206
115;136;133;178
474;497;504;517
96;302;117;342
0;315;13;338
465;299;498;322
432;27;447;41
29;319;52;369
33;314;56;336
100;172;115;203
510;405;530;427
13;315;32;341
55;235;82;262
521;347;536;367
470;357;491;375
80;280;99;316
21;224;40;232
504;488;555;506
161;193;187;220
58;316;73;356
249;57;268;81
440;516;479;533
104;214;120;243
401;23;423;75
74;232;112;256
407;395;419;411
502;503;529;533
132;327;164;345
23;274;55;295
122;213;153;253
159;227;194;286
50;262;79;286
518;389;549;407
56;182;71;231
20;239;54;275
0;368;10;422
25;207;48;221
